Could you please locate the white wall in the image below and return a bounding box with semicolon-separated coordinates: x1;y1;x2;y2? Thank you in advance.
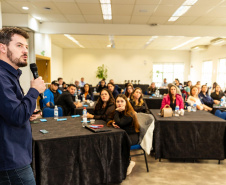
63;48;190;86
51;44;64;81
190;44;226;86
35;33;51;57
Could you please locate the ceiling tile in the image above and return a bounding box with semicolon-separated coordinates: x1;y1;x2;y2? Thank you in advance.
37;14;68;22
153;5;179;16
207;18;226;26
130;16;150;24
196;0;224;6
75;0;99;3
1;1;21;13
205;7;226;17
78;4;102;15
160;0;185;5
133;5;157;16
113;16;130;24
31;2;61;14
112;4;134;15
136;0;161;5
83;15;103;23
64;15;86;23
185;5;216;17
111;0;135;5
54;3;81;14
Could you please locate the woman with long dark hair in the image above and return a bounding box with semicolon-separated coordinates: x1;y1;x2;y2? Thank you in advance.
87;89;115;122
130;87;149;113
160;84;184;110
80;83;93;101
125;83;134;100
107;94;140;175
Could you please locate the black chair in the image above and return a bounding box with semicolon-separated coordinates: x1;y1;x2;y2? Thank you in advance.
130;144;149;172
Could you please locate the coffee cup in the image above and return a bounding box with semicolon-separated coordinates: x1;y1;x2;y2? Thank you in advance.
180;109;184;116
187;106;191;112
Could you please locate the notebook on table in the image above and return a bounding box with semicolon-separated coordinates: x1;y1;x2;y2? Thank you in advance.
85;125;111;133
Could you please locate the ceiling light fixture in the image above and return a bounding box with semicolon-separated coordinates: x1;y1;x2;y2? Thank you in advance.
22;6;29;10
100;0;112;20
191;45;208;50
64;34;85;48
210;38;226;45
168;0;198;22
172;37;200;50
144;36;158;48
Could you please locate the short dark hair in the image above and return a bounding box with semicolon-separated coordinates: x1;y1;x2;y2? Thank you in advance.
58;77;63;81
0;27;29;46
68;84;75;88
107;82;115;87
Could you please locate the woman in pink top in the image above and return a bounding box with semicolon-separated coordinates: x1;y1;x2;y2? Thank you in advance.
160;84;184;110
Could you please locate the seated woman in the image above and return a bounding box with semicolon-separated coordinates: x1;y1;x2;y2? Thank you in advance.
211;84;225;103
107;94;140;175
187;86;212;111
87;89;115;122
211;82;217;93
130;87;150;113
184;81;192;96
160;84;184;110
97;79;107;93
80;83;93;101
147;82;157;95
125;83;134;100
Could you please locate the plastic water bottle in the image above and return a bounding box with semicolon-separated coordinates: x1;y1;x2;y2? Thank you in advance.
220;98;224;106
94;87;96;93
175;106;179;116
54;105;58;119
82;107;87;127
75;88;77;96
192;104;197;112
78;88;81;96
82;94;85;102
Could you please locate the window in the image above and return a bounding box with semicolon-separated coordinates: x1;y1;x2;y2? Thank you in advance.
201;61;212;86
217;58;226;89
152;63;184;87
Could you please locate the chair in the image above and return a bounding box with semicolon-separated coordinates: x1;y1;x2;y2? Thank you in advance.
130;144;149;172
42;106;63;118
39;99;43;110
215;109;226;120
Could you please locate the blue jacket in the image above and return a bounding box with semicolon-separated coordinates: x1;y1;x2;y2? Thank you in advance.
79;92;94;101
198;92;214;107
42;88;62;107
0;60;39;171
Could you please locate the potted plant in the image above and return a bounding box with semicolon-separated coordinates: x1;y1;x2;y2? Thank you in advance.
96;64;108;80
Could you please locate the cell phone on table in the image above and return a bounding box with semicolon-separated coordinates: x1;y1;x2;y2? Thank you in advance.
33;110;41;114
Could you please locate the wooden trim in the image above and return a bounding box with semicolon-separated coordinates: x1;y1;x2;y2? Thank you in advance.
36;54;50;60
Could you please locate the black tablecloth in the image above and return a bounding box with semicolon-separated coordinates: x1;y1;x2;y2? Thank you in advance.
159;88;168;95
74;102;96;115
150;109;226;160
31;117;131;185
143;95;163;109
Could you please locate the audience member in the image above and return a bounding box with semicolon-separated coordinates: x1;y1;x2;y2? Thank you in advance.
75;80;80;88
55;84;82;116
62;82;67;91
42;80;62;107
160;84;184;110
125;83;134;100
107;82;119;99
147;82;157;95
97;79;107;92
211;82;217;93
107;94;139;175
130;87;149;113
97;78;106;86
196;81;201;85
87;89;115;122
79;77;85;87
196;84;201;93
199;85;217;108
80;83;93;101
161;78;168;88
167;83;182;96
58;77;64;91
211;84;224;103
187;86;212;111
109;79;120;93
184;81;192;96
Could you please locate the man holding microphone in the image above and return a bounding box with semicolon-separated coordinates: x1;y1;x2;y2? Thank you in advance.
0;27;45;184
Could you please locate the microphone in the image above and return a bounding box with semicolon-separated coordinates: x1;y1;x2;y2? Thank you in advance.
30;63;43;99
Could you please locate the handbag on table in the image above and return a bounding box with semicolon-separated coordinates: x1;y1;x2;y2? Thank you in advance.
161;104;173;117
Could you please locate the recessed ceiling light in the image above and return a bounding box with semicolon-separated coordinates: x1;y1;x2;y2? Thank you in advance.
22;6;29;10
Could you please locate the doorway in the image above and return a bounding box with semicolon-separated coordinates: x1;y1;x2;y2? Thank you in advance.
36;55;51;107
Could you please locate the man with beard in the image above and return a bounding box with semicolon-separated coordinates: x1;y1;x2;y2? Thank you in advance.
0;27;46;184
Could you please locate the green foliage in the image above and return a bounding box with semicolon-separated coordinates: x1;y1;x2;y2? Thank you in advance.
96;64;108;79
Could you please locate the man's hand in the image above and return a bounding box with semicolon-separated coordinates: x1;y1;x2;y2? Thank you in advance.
30;109;42;121
31;77;46;94
75;102;83;108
